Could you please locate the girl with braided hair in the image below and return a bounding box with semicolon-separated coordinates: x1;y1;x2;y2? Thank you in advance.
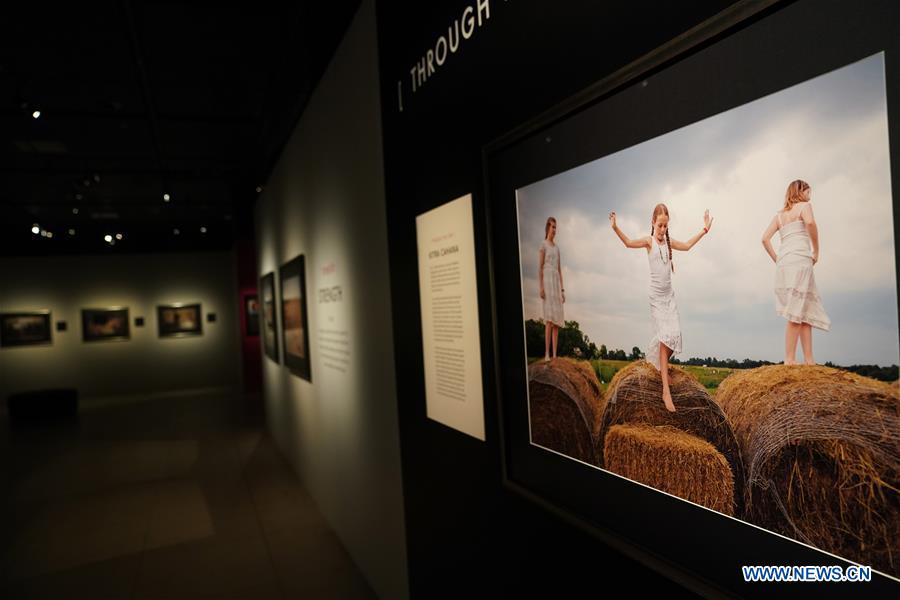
609;204;713;412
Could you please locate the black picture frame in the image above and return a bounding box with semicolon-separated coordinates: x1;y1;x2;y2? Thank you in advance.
0;311;52;347
484;0;899;593
245;294;260;337
157;303;203;338
279;254;312;381
82;307;130;342
260;271;280;363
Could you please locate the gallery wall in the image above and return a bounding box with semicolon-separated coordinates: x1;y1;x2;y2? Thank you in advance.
376;0;899;597
253;1;408;599
0;251;241;404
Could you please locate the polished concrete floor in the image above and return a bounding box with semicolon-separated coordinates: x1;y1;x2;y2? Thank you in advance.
0;393;376;599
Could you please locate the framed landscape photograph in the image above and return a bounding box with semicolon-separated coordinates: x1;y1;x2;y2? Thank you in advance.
0;311;52;347
261;272;279;362
157;303;203;337
82;307;130;342
484;0;899;592
245;294;260;337
280;255;311;381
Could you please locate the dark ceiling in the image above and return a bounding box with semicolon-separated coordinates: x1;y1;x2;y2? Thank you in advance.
0;0;360;256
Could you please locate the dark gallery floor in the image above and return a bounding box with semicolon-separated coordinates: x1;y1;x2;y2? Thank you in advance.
0;393;375;599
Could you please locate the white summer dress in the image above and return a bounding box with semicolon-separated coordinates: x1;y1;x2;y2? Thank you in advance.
774;213;831;330
646;236;682;371
541;239;564;327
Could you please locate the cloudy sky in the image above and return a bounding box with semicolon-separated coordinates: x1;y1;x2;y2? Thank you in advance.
517;53;897;366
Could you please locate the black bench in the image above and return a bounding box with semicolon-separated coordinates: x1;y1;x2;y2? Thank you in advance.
7;388;79;423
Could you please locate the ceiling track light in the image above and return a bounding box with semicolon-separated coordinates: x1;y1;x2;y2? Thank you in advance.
32;110;41;119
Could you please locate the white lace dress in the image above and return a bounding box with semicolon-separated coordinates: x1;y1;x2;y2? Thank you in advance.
774;215;831;330
541;240;564;327
646;236;682;371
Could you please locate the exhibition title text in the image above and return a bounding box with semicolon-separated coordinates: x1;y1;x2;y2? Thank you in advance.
398;0;495;111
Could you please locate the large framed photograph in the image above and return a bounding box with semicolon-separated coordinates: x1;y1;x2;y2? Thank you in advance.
280;255;311;381
0;311;52;347
82;307;130;342
244;294;260;337
157;303;203;338
485;0;899;592
260;272;279;362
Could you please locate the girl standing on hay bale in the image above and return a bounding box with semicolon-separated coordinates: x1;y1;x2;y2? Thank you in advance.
761;179;831;365
609;204;713;412
539;216;565;361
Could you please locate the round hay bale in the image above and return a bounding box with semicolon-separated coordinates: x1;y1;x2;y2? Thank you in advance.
717;364;900;577
528;358;604;465
604;424;735;516
597;360;745;514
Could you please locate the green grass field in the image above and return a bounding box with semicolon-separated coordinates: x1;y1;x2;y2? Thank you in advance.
592;360;735;394
528;356;735;394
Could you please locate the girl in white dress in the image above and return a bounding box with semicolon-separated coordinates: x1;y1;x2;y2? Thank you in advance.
761;179;830;365
539;217;565;361
610;204;713;412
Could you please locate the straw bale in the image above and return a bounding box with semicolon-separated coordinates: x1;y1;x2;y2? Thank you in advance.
528;358;605;465
598;360;745;513
717;364;900;577
604;424;735;515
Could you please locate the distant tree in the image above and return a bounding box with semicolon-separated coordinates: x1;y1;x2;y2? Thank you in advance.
557;320;591;358
524;319;545;358
599;344;608;360
525;319;593;360
630;346;643;361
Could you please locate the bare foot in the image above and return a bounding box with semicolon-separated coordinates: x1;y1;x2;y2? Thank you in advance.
784;360;797;365
662;389;676;412
543;355;550;362
804;359;816;365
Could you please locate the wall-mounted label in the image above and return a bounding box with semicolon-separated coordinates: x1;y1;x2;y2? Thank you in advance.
416;194;485;441
317;261;351;375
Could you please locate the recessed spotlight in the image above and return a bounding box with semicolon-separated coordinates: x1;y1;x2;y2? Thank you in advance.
72;207;79;214
200;226;207;233
115;233;123;240
75;194;83;201
163;193;171;202
31;225;40;234
93;174;101;183
40;230;48;237
46;231;53;238
104;234;113;243
83;179;91;187
255;186;262;193
32;110;41;119
68;229;76;236
173;228;180;235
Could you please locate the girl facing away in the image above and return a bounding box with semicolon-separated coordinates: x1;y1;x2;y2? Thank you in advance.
609;204;713;412
539;217;565;361
760;179;830;364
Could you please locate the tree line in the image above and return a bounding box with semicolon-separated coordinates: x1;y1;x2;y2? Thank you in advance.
524;319;898;382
